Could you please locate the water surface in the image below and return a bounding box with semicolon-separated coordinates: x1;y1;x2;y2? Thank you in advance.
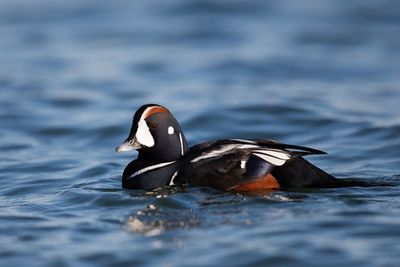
1;1;400;266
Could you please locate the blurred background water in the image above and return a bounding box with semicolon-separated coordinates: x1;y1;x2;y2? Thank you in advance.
1;0;400;266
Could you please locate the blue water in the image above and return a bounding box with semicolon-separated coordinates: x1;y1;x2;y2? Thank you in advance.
1;0;400;266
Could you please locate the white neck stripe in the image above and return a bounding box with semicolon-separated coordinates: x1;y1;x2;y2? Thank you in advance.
179;133;184;156
129;161;175;179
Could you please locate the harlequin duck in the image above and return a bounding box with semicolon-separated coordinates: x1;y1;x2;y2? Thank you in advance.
116;104;353;192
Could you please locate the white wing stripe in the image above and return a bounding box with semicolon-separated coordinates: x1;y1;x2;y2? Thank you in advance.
190;143;293;164
237;144;260;149
230;139;257;144
190;145;238;163
129;161;175;178
252;153;287;166
251;150;291;160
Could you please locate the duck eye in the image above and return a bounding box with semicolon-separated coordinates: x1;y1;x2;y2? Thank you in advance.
149;122;158;129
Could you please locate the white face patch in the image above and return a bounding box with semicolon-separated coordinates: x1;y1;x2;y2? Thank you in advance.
136;119;155;147
168;126;174;135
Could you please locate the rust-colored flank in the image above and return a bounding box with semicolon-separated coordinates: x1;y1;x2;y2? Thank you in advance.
232;174;280;192
143;106;169;119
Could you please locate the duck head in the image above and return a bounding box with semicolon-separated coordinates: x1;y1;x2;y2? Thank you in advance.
116;104;188;162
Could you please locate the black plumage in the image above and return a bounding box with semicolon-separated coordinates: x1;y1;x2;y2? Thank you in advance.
116;104;356;191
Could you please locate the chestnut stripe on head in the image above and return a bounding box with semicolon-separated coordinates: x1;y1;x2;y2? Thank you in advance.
142;106;169;119
135;106;169;148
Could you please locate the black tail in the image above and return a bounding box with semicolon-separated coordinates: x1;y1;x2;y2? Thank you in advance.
271;157;389;188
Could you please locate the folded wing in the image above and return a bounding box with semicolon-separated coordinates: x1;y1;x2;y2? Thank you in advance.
176;139;326;190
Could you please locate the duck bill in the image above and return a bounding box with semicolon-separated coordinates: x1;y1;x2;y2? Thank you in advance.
115;137;142;152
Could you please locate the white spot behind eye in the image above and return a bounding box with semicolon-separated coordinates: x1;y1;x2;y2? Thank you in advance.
168;126;174;135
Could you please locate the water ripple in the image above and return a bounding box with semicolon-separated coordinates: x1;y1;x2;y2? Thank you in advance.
1;0;400;267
